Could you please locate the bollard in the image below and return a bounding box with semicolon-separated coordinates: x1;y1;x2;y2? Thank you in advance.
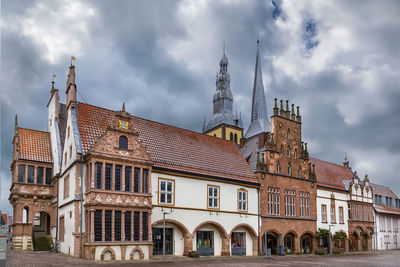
0;225;6;267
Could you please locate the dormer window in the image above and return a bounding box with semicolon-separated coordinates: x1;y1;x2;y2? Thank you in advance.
119;136;128;149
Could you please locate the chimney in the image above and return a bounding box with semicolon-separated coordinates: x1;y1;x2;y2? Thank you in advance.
296;106;301;122
66;65;77;110
291;104;295;120
285;100;290;118
273;98;279;115
280;100;284;116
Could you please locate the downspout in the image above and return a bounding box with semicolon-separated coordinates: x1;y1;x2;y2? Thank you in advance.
56;173;60;242
79;154;84;257
257;187;260;255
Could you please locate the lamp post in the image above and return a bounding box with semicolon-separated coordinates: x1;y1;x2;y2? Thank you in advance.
264;218;268;258
328;225;334;254
162;211;170;262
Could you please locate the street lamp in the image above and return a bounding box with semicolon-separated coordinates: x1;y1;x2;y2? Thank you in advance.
328;225;334;254
162;211;170;262
264;218;268;258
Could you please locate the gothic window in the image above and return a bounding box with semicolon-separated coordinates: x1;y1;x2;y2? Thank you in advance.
280;145;283;156
114;211;121;241
18;164;26;183
105;210;112;241
230;132;233;141
142;212;148;241
94;210;102;241
63;175;69;199
142;169;149;193
125;211;131;241
288;163;292;176
134;212;140;241
234;133;238;144
276;162;280;173
294;149;297;159
95;162;103;189
287;128;290;139
287;146;291;158
119;135;128;149
125;166;131;192
298;166;302;177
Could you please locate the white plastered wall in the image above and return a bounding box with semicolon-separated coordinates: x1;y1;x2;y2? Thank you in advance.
317;189;348;236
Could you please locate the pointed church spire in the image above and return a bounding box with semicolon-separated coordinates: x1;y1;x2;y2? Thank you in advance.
122;102;126;112
245;39;269;138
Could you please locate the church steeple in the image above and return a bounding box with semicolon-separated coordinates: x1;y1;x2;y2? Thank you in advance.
203;42;243;145
245;39;269;138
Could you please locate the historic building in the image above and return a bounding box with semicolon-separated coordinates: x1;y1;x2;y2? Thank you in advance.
371;183;400;250
202;45;243;145
239;41;317;255
10;59;259;260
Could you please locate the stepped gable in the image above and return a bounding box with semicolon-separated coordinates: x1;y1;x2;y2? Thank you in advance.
18;128;52;163
77;103;257;184
309;157;352;190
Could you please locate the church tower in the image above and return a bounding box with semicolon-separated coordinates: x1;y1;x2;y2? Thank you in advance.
244;40;269;138
203;42;243;145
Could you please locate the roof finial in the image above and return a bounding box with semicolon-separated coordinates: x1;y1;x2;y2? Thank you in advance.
122;102;126;112
223;39;226;56
50;74;56;93
15;114;18;134
202;116;206;132
345;152;348;162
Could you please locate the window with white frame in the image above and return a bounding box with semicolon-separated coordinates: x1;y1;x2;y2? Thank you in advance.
299;191;309;217
159;179;174;205
339;206;344;223
238;190;247;211
322;205;327;222
331;206;336;223
299;192;304;217
284;189;296;216
268;187;280;215
208;185;219;209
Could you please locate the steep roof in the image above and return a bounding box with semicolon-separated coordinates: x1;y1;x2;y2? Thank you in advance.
370;183;399;199
309;157;352;190
58;103;68;153
18;128;52;163
374;205;400;216
77;103;258;184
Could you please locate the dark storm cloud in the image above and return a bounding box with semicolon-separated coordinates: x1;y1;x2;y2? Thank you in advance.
1;0;400;214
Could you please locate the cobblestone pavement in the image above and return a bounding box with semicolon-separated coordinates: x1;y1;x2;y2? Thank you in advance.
6;246;400;267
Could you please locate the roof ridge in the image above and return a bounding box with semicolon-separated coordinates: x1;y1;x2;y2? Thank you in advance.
310;157;347;169
18;127;50;134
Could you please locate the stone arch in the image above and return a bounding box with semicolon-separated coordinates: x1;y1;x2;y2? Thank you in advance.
229;223;257;238
100;246;116;261
129;246;144;260
152;219;190;236
354;226;363;238
365;227;374;238
192;221;228;238
284;230;298;238
301;231;315;238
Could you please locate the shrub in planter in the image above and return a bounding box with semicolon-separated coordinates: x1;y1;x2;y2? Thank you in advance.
295;252;302;255
332;248;342;255
315;248;325;255
188;251;200;258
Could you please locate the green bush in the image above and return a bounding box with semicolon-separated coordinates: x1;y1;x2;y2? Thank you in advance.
315;248;325;255
332;248;342;255
188;251;200;258
295;252;302;255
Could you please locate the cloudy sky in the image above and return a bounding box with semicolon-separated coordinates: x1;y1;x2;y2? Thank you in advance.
1;0;400;213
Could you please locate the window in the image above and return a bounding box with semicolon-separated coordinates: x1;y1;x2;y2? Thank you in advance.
115;165;121;191
331;206;336;223
105;164;112;190
119;136;128;149
142;169;149;193
159;179;174;205
105;210;112;241
59;216;65;242
95;162;103;189
125;166;131;192
299;192;304;217
287;128;290;139
94;210;102;241
234;133;238;143
37;167;44;184
114;211;121;241
230;132;233;141
63;176;69;199
125;211;131;241
45;168;52;185
322;205;327;222
142;212;148;241
22;207;29;223
27;165;35;183
208;185;219;209
280;145;283;156
294;149;297;159
276;162;280;173
64;152;67;165
69;145;72;159
133;167;140;193
18;164;26;182
287;146;291;158
284;190;296;216
268;187;280;215
339;207;344;223
298;167;301;177
238;190;247;211
67;126;70;138
134;212;140;241
304;192;310;217
288;163;292;176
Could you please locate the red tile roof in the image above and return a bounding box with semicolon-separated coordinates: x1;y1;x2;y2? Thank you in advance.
370;183;399;199
374;205;400;215
77;103;258;184
18;128;52;163
309;157;352;190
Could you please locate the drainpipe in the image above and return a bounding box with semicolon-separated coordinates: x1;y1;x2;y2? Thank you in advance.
257;187;260;256
79;154;84;257
56;173;60;242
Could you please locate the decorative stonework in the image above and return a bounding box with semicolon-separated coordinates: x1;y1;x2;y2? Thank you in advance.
129;246;145;260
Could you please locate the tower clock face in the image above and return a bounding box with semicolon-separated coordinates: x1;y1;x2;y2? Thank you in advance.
119;120;129;129
279;122;283;128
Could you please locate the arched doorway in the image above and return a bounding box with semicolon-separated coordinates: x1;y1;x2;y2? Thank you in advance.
151;219;190;256
262;231;279;255
230;224;257;256
301;233;313;254
349;233;358;252
361;233;368;251
284;232;296;254
193;222;228;256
